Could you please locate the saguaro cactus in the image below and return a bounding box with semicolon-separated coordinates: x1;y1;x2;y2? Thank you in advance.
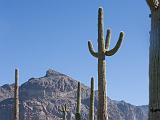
60;104;69;120
76;82;81;120
146;0;160;119
88;7;124;120
14;68;19;120
89;77;94;120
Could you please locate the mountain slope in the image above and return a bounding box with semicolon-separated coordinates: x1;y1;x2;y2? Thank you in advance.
0;84;14;102
0;69;148;120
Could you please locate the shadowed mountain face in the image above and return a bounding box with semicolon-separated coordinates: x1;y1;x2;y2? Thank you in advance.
0;69;148;120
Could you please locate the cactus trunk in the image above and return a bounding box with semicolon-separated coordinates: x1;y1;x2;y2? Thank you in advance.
89;77;94;120
146;0;160;119
88;7;124;120
76;82;81;120
97;8;108;120
14;68;19;120
63;112;67;120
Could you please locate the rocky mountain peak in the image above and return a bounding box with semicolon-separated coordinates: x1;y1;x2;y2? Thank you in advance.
2;84;14;91
45;69;65;77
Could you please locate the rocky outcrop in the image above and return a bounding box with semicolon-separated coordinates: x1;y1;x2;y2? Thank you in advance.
0;69;148;120
0;84;14;102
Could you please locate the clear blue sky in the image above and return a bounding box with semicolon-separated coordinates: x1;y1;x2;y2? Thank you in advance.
0;0;150;105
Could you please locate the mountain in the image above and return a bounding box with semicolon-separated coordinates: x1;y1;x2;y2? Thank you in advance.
0;69;148;120
0;84;14;102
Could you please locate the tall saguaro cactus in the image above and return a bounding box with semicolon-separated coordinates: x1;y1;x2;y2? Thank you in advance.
89;77;94;120
146;0;160;119
14;68;19;120
76;82;81;120
88;7;124;120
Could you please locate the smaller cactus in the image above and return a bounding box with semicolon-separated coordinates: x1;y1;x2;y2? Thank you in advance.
89;77;94;120
60;104;69;120
76;82;81;120
14;68;19;120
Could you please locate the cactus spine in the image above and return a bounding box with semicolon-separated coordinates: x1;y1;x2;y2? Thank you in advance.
89;77;94;120
76;82;81;120
88;7;124;120
60;104;69;120
146;0;160;119
14;68;19;120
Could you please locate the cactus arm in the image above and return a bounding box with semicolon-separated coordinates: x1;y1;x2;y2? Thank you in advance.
62;106;65;111
65;104;69;112
64;104;67;111
60;104;69;112
59;106;63;112
105;29;111;50
88;41;98;58
105;32;124;56
146;0;159;10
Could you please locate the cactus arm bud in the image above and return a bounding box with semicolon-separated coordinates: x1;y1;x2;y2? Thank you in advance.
105;29;111;50
105;32;124;56
88;41;98;58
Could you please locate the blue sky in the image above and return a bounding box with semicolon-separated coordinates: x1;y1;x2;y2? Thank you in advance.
0;0;150;105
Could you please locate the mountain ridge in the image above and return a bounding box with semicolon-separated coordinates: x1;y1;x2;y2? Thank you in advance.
0;69;148;120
